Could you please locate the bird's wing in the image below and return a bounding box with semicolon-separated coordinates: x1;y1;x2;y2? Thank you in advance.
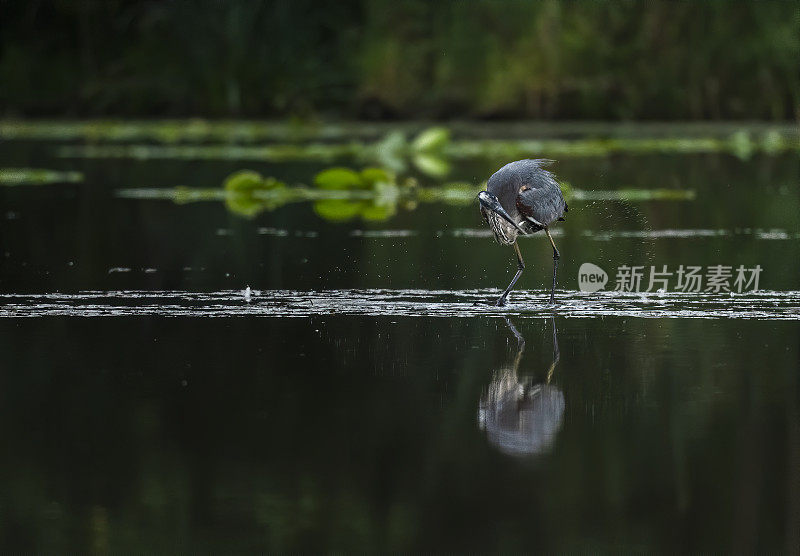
516;184;567;227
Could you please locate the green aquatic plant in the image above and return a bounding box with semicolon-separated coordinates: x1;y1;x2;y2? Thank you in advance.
48;126;453;178
373;128;452;177
411;127;450;153
416;182;482;206
412;153;451;179
224;170;268;192
729;130;754;160
0;168;83;186
223;170;289;218
116;164;697;222
7;120;798;146
314;167;392;190
571;189;696;201
312;167;399;222
0;119;396;144
54;124;800;165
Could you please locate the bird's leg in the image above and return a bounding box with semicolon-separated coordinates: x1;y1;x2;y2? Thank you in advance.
544;228;560;304
545;316;560;384
495;242;525;306
503;317;526;360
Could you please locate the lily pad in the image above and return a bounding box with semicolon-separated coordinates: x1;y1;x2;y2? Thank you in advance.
223;170;288;218
313;200;365;221
411;126;450;152
314;167;365;189
359;203;396;221
224;170;264;191
359;167;394;186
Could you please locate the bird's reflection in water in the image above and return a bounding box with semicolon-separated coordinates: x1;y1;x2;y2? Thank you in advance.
478;317;564;457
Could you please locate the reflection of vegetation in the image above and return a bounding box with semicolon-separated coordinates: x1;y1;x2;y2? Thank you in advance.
0;167;83;186
116;166;696;220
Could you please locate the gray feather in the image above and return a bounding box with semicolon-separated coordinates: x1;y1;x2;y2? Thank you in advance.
486;159;566;229
517;184;566;227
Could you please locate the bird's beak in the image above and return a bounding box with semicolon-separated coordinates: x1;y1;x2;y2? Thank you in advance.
479;194;526;233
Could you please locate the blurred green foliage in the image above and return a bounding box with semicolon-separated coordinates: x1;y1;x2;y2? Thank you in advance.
44;124;800;163
313;167;399;221
223;170;289;217
116;165;695;221
1;1;797;119
0;168;83;186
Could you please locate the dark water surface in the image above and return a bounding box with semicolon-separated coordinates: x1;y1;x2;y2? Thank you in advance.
1;126;799;551
1;316;799;552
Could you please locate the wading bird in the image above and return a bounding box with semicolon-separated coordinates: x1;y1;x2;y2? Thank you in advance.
478;159;568;306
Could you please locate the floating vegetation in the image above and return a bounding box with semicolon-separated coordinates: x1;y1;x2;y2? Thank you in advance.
571;188;696;201
223;170;290;217
116;166;695;221
0;167;83;186
582;228;799;241
53;124;800;166
119;167;421;221
58;143;356;161
54;126;456;178
0;119;402;143
312;167;401;221
4;119;798;145
410;126;451;152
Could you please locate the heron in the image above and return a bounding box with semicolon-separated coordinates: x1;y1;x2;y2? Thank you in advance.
478;159;568;306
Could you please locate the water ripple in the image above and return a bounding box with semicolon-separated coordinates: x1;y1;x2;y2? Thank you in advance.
1;290;800;320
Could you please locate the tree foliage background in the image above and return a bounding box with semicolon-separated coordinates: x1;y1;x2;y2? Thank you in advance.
1;0;798;120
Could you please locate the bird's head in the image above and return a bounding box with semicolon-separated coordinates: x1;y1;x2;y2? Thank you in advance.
478;191;525;233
